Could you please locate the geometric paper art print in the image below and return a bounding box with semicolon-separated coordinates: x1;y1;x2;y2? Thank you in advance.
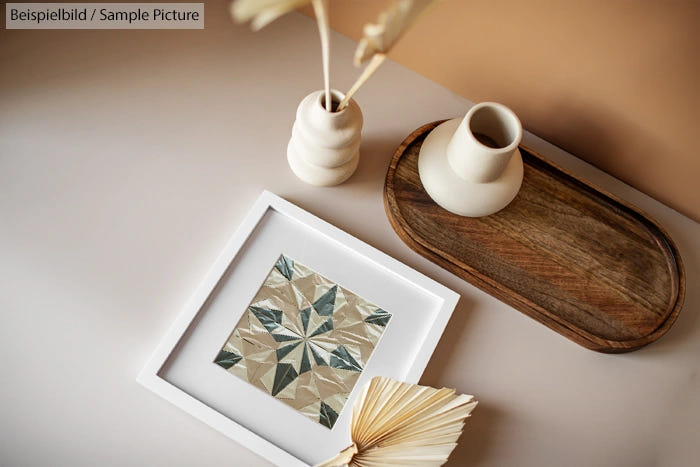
214;254;391;429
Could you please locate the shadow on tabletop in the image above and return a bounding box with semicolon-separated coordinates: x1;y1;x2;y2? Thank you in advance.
419;293;477;388
279;132;405;218
343;133;409;191
446;402;504;467
280;132;409;244
415;282;501;465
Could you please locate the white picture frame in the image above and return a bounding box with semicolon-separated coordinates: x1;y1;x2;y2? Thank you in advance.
137;191;459;466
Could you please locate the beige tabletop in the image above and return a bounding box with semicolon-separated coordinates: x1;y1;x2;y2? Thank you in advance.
1;3;699;466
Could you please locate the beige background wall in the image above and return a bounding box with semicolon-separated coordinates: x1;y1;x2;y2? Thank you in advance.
304;0;700;221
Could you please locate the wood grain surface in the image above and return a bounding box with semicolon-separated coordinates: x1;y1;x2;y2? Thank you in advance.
384;122;685;353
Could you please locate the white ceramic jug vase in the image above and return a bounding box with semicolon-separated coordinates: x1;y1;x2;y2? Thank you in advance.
287;89;363;186
418;102;524;217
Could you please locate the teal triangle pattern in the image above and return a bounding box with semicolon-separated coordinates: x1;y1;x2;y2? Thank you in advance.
310;345;328;366
272;333;301;342
308;317;333;338
313;285;337;316
299;307;311;333
275;255;294;280
276;342;301;361
329;345;363;372
299;345;312;374
319;401;339;429
213;350;241;369
249;306;282;333
271;363;298;396
364;308;392;327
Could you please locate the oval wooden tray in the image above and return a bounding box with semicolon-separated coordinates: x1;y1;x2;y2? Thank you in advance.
384;121;685;353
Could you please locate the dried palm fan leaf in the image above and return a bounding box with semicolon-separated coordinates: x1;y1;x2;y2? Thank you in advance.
316;376;477;467
231;0;333;111
338;0;440;110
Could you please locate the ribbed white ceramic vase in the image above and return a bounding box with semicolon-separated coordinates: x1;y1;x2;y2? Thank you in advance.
287;89;363;186
418;102;524;217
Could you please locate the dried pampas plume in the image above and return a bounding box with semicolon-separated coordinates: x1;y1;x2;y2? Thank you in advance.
316;376;477;467
231;0;440;112
231;0;312;31
231;0;333;111
354;0;438;66
338;0;439;110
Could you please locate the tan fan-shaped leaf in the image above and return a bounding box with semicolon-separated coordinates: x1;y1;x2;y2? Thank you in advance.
354;0;439;66
231;0;313;30
316;376;477;467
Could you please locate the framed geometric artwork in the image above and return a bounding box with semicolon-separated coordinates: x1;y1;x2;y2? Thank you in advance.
137;191;459;466
214;254;392;429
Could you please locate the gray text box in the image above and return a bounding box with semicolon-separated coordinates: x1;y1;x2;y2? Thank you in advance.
6;3;204;29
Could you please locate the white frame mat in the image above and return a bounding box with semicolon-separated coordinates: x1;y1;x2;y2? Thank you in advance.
137;191;459;466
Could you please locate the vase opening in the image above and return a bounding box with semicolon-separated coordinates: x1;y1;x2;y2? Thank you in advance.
468;105;520;151
317;90;344;113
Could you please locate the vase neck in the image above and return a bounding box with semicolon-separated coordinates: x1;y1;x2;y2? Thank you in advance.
447;103;522;183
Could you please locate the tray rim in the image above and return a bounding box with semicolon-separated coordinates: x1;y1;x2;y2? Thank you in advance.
384;120;686;353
